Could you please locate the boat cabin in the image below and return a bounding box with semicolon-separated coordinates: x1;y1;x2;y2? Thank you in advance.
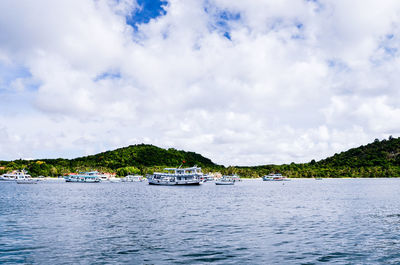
164;166;202;175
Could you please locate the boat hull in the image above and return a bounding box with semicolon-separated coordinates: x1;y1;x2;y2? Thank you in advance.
215;182;234;185
17;180;39;184
65;179;100;183
148;180;201;186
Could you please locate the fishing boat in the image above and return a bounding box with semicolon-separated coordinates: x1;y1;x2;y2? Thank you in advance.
262;173;289;181
215;175;235;185
148;166;203;186
122;175;144;182
65;171;101;183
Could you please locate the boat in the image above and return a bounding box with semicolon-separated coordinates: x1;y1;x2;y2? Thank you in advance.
15;170;39;184
231;174;241;182
0;173;16;181
215;175;235;185
148;166;203;186
262;173;290;181
65;171;101;183
16;177;39;184
122;175;144;182
109;177;121;183
1;170;38;184
200;174;214;182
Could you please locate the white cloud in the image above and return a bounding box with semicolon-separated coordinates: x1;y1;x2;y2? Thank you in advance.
0;0;400;165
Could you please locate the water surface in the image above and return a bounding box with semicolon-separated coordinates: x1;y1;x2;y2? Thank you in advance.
1;179;400;264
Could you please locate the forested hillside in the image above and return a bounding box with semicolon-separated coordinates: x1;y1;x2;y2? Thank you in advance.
318;136;400;167
233;136;400;178
1;138;400;178
0;144;219;177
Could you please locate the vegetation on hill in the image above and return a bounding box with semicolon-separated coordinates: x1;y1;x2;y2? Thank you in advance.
1;137;400;178
0;144;219;177
232;136;400;178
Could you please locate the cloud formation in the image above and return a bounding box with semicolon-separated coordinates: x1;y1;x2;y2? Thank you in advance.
0;0;400;165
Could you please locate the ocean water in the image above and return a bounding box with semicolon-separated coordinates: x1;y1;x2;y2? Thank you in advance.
1;178;400;264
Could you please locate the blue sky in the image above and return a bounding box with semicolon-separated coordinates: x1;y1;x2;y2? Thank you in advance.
126;0;167;30
0;0;400;165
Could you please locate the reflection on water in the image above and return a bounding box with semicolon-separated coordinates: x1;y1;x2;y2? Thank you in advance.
1;179;400;264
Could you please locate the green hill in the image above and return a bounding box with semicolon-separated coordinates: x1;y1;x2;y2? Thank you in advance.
0;144;219;177
222;136;400;178
317;136;400;168
70;144;217;168
285;136;400;178
2;138;400;178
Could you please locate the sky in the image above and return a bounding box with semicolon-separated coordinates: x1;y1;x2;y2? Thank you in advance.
1;0;400;166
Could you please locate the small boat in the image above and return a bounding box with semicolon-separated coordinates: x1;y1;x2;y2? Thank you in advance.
122;175;144;182
262;173;289;181
200;174;215;182
231;174;241;182
109;177;121;183
148;166;203;186
215;176;235;185
65;171;101;183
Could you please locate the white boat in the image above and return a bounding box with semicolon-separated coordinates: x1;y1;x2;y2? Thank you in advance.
148;166;203;186
231;174;241;182
122;175;144;182
262;173;289;181
15;171;39;184
215;175;235;185
109;177;121;183
17;178;39;184
200;174;214;182
1;170;38;184
0;174;16;181
65;171;101;183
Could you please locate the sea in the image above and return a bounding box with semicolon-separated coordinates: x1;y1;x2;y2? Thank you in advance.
1;178;400;264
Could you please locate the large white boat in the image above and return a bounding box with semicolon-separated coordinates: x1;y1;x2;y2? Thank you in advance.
1;170;38;184
262;173;289;181
148;166;203;186
65;171;101;183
